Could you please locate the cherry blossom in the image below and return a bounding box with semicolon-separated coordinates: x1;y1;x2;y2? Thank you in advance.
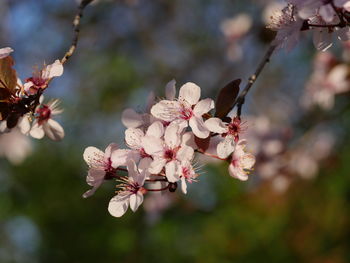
108;160;148;217
24;60;64;95
83;143;121;198
29;99;65;141
151;82;214;138
205;116;243;158
141;123;195;182
228;140;255;181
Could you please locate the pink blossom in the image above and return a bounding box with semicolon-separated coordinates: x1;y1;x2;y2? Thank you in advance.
0;47;14;59
29;99;65;141
83;143;119;198
151;82;214;138
108;160;148;217
228;140;255;181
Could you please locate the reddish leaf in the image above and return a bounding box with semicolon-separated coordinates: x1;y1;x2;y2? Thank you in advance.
0;56;18;102
215;79;241;119
194;135;210;152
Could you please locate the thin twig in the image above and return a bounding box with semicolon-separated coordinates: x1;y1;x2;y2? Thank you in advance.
61;0;94;65
232;44;276;116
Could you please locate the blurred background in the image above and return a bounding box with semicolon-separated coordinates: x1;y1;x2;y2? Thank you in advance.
1;0;350;262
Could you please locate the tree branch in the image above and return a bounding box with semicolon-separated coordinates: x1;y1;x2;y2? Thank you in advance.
232;44;276;116
61;0;94;65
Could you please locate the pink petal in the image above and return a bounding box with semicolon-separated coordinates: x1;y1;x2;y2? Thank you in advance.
111;149;138;168
165;79;176;100
150;100;181;121
141;136;164;156
42;60;63;79
83;146;104;166
177;145;194;162
178;82;201;105
181;177;187;194
165;161;179;182
43;119;65;141
29;122;45;139
217;136;235;159
104;143;119;158
189;117;210;139
145;121;164;138
108;194;129;217
193;98;214;116
228;164;248;181
121;108;143;128
129;192;144;212
125;128;144;149
204;118;227;134
164;123;181;148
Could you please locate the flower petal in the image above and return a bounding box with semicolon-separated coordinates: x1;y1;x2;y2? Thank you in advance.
165;79;176;100
141;136;164;156
111;149;139;168
164;123;181;148
179;82;201;105
129;192;144;212
217;136;235;159
42;60;64;79
150;100;181;122
228;164;248;181
104;143;119;158
149;158;167;174
193;98;214;116
121;108;143;128
125;128;144;149
205;118;227;134
181;177;187;194
83;146;104;167
43;119;65;141
189;116;210;138
177;145;194;162
108;194;129;217
145;121;164;138
0;47;14;59
29;122;45;139
165;161;179;182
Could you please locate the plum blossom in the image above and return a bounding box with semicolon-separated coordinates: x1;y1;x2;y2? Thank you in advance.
178;160;198;194
24;60;63;95
151;82;214;138
268;4;304;50
29;99;65;141
228;140;255;181
141;123;195;182
83;143;119;198
205;116;243;158
0;129;32;164
108;160;148;217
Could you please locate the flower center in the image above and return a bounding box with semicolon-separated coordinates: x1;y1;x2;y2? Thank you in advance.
227;117;241;142
164;149;175;161
180;106;193;120
36;105;51;125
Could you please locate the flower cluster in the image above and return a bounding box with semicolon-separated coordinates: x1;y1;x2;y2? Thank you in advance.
0;47;65;142
269;0;350;51
83;80;256;217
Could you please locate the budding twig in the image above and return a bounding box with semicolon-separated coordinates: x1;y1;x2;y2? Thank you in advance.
61;0;94;65
233;44;276;116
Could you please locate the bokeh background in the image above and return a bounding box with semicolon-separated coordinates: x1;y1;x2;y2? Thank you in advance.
1;0;350;262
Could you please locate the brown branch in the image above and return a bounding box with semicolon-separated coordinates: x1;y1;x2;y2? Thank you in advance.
61;0;94;65
232;44;276;116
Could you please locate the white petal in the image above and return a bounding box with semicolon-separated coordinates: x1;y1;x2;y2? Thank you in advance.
29;122;45;139
138;157;152;178
121;108;143;128
43;119;65;141
149;158;167;174
129;192;144;212
126;159;139;181
42;60;64;79
228;164;248;181
165;79;176;100
141;136;164;156
193;98;214;116
145;121;164;138
86;168;105;186
164;123;181;148
205;118;227;134
189;117;210;139
111;149;139;168
165;161;179;182
217;136;235;159
241;153;256;169
177;145;194;162
125;128;144;149
0;47;14;59
18;116;31;135
179;82;201;105
181;177;188;194
108;194;129;217
150;100;181;121
104;143;119;158
83;146;104;166
181;132;198;150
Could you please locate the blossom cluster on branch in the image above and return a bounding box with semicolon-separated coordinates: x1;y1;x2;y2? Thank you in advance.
0;48;65;141
83;81;255;217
